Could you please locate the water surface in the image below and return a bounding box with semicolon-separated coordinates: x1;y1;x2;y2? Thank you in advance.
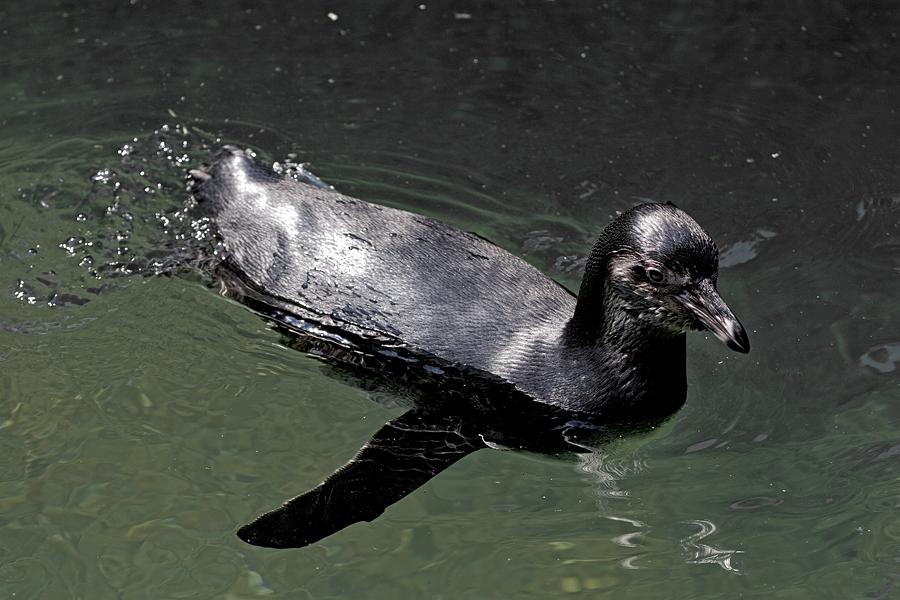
1;1;900;598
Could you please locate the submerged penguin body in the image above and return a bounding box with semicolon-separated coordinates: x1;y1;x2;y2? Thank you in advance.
190;146;749;548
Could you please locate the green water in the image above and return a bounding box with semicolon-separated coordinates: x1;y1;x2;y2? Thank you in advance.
2;1;900;598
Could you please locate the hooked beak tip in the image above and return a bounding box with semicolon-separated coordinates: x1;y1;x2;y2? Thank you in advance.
725;324;750;354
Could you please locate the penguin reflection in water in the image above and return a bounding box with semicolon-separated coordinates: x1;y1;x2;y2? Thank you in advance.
190;146;749;549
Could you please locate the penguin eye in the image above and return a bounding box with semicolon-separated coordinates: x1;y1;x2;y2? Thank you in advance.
645;268;666;284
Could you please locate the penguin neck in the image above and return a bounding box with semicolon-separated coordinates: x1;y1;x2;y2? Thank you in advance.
563;280;687;417
566;250;622;345
566;281;653;352
565;254;685;360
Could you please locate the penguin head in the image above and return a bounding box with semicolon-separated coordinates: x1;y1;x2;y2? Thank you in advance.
579;203;749;353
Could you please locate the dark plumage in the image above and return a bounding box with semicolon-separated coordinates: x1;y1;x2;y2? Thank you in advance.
189;145;749;548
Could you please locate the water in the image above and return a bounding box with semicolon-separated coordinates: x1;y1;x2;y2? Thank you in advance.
1;1;900;598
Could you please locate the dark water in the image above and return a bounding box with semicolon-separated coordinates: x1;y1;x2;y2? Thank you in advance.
1;1;899;597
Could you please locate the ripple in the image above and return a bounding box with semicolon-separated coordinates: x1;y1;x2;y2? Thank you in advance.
729;496;784;511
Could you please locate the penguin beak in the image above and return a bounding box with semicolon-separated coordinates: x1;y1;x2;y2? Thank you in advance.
677;280;750;354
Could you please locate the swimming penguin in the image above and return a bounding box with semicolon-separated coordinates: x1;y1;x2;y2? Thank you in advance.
189;146;749;548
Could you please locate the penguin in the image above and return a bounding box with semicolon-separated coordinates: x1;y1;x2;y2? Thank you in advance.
189;146;749;548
